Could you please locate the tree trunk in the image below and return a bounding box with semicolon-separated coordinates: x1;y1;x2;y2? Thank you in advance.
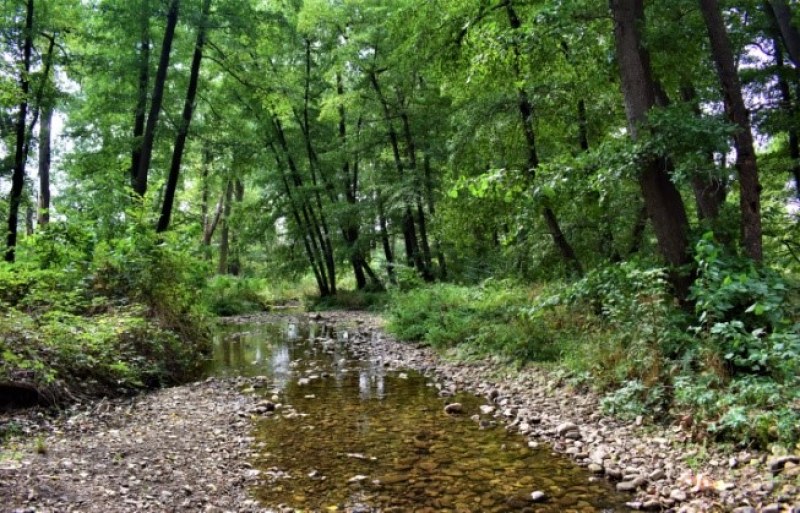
218;179;233;275
770;26;800;197
679;84;727;221
5;0;34;263
130;0;150;188
699;0;763;261
229;178;243;276
157;0;211;232
423;155;447;280
369;70;422;272
376;189;396;284
770;0;800;68
505;0;583;276
37;104;53;226
133;0;179;197
610;0;693;296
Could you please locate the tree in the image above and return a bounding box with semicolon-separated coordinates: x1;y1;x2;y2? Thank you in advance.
133;0;179;198
609;0;693;295
699;0;763;261
5;0;34;263
157;0;212;233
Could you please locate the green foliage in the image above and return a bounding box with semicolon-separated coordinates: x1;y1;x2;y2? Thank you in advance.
0;214;212;402
671;235;800;445
203;275;270;316
387;282;560;362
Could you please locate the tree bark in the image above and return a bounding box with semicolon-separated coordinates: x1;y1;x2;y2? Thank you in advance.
5;0;34;263
699;0;763;261
133;0;179;197
679;84;727;221
369;70;422;273
610;0;693;295
157;0;211;232
376;189;396;284
769;21;800;198
130;0;150;187
228;179;243;276
505;0;583;276
37;104;53;226
770;0;800;68
218;179;232;275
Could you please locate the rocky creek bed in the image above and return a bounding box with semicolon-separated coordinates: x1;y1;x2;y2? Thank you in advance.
1;310;799;512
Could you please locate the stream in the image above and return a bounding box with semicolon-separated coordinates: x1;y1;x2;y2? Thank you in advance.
206;317;632;512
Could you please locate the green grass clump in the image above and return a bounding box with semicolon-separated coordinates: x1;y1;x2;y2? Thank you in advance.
386;281;560;362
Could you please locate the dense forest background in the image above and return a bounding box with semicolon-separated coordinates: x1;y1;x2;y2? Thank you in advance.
1;0;799;448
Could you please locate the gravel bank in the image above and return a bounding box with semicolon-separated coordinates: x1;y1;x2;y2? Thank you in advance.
0;378;268;513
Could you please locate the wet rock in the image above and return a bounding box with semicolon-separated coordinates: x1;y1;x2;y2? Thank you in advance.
588;463;604;474
479;405;495;415
768;455;800;474
731;508;756;513
444;403;463;415
530;490;547;502
761;504;781;513
555;422;578;436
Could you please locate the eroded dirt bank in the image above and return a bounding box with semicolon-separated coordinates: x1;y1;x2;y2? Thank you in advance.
1;310;798;513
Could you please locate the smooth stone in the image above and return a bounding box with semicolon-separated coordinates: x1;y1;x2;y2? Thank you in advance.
588;463;604;474
669;489;687;502
444;403;464;415
530;491;547;503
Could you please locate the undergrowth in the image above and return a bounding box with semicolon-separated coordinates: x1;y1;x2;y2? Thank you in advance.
386;236;800;449
0;218;212;405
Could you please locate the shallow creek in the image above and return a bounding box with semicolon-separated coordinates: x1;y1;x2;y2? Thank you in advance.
206;318;632;512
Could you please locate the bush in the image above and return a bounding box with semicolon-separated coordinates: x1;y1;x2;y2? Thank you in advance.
203;275;269;316
0;213;212;404
387;281;560;362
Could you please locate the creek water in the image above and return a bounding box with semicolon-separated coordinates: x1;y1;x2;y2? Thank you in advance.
206;318;631;512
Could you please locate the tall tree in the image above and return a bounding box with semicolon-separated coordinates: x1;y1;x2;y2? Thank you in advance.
699;0;763;261
133;0;179;197
5;0;34;263
610;0;693;294
769;0;800;68
157;0;212;232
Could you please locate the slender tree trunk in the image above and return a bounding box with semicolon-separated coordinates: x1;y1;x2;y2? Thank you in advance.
229;178;243;276
680;84;727;221
5;0;34;263
38;105;53;226
369;70;422;271
271;116;333;295
157;0;211;232
770;0;800;68
610;0;693;296
399;104;434;280
218;179;233;275
133;0;179;197
700;0;763;261
423;155;447;279
299;41;336;295
269;145;328;295
505;0;583;276
131;0;150;187
770;30;800;197
376;189;396;284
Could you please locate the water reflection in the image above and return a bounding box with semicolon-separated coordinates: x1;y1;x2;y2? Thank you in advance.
206;321;632;512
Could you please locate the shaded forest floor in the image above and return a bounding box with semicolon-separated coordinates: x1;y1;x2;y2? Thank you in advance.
1;310;798;513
